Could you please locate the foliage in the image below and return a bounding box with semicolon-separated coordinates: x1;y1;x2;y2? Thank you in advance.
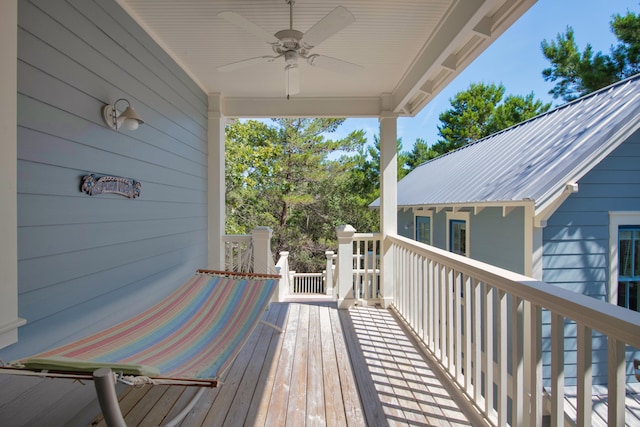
429;83;550;157
404;138;437;169
541;10;640;102
225;118;374;272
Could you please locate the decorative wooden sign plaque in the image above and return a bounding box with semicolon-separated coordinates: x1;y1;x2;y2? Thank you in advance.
81;174;141;199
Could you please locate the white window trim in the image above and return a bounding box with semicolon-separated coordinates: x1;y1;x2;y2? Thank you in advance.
608;211;640;305
414;210;433;245
446;211;470;257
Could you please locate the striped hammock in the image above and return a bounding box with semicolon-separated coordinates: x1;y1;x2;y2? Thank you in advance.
11;270;280;386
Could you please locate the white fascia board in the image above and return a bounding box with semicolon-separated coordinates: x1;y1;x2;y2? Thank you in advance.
222;96;382;118
391;0;536;116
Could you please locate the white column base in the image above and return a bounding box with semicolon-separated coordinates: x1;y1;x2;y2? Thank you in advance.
337;297;355;310
380;296;394;309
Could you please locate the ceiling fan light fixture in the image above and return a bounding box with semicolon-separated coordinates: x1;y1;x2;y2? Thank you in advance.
285;64;300;99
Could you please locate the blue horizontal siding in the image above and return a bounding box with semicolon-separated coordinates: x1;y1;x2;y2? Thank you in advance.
1;0;209;362
543;131;640;385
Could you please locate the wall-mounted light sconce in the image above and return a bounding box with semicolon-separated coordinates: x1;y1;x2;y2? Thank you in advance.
102;98;144;131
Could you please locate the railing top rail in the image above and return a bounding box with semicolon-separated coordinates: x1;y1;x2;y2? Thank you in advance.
388;234;640;347
222;234;252;242
353;233;382;239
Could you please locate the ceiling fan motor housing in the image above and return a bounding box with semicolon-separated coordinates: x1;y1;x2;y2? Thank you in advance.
273;29;308;56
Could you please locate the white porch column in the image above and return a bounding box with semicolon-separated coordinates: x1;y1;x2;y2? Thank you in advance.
276;251;290;302
336;224;356;309
379;111;398;308
0;0;25;350
324;250;334;296
251;226;273;274
207;94;225;270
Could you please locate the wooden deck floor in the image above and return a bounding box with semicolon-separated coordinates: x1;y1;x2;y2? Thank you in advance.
0;300;474;426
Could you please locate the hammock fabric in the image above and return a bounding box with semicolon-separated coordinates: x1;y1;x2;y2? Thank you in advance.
11;270;280;387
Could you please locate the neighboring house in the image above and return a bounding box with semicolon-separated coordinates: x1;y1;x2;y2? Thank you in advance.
385;75;640;385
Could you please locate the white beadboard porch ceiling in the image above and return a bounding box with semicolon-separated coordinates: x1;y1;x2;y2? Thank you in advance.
118;0;536;118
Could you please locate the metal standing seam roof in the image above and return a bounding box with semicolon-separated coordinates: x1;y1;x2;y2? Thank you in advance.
373;74;640;213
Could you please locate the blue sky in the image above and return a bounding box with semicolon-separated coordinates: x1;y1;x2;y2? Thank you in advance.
332;0;640;151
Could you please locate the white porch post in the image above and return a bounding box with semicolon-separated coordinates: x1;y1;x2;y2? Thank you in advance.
336;224;356;309
379;111;398;308
325;250;334;296
251;226;273;274
207;93;225;270
0;0;25;350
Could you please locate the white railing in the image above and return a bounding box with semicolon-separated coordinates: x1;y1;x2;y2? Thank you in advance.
290;272;325;294
387;234;640;427
222;234;252;272
352;233;382;302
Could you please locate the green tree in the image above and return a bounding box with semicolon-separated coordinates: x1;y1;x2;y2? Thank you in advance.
224;120;280;234
432;83;550;156
225;118;369;272
404;138;438;169
434;82;505;154
541;10;640;102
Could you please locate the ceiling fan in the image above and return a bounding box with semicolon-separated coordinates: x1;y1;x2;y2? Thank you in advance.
217;0;362;98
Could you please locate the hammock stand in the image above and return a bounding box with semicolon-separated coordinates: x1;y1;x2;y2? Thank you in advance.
1;269;281;427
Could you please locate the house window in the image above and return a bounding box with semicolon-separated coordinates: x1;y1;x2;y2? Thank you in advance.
609;211;640;309
618;226;640;311
415;215;431;245
446;211;469;256
450;220;466;255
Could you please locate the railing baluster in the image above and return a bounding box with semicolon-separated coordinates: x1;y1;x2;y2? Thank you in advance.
455;270;463;383
473;279;483;408
464;274;473;395
427;259;434;350
527;302;543;427
551;312;565;427
485;284;495;422
576;323;592;427
434;261;442;360
497;290;507;426
512;296;524;427
608;338;626;426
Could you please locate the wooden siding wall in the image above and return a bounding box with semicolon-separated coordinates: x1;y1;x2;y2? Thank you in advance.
403;207;526;274
1;0;208;361
397;209;414;239
543;131;640;385
469;207;525;274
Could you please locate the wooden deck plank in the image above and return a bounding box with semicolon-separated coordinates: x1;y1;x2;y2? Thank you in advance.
286;302;310;425
339;307;387;426
215;302;284;425
264;302;300;426
199;304;273;426
141;385;187;426
320;304;348;427
124;384;171;426
306;304;326;426
0;375;92;427
247;303;290;426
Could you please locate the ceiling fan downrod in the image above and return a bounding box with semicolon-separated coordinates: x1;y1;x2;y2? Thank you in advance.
286;0;295;30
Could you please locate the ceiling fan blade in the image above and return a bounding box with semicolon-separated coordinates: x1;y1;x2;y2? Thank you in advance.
285;65;300;97
218;56;277;72
218;11;280;45
301;6;355;49
307;54;362;74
